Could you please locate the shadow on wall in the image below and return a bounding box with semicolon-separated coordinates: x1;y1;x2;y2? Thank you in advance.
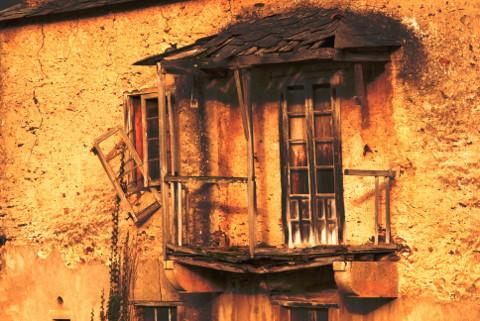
172;5;427;104
343;297;395;314
231;5;427;87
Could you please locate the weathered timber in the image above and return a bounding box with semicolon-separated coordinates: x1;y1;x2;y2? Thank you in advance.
92;126;162;225
242;68;257;258
165;175;247;184
344;169;395;178
157;63;170;260
166;243;400;272
385;176;391;243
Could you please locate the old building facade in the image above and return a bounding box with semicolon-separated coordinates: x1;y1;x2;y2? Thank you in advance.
0;1;479;321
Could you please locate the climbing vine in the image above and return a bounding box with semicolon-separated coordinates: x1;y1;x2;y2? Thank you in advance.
94;143;138;321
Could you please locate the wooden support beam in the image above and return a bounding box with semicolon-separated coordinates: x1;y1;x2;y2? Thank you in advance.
167;91;179;247
177;182;183;246
240;68;257;258
385;177;391;244
165;175;247;183
234;69;250;140
334;50;391;62
374;176;380;245
157;63;170;260
332;87;345;244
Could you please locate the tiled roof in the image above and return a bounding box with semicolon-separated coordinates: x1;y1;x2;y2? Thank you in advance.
135;7;400;68
0;0;140;23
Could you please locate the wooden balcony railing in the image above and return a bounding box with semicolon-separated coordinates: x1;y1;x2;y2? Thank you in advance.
164;175;248;248
344;169;395;244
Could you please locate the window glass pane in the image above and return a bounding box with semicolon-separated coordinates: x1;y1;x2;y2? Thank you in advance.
314;115;332;138
142;308;155;321
290;199;299;219
147;118;159;138
149;159;160;181
291;222;300;243
316;308;329;321
316;170;334;194
148;139;160;159
316;143;333;165
315;198;335;220
291;170;309;194
313;85;331;111
146;98;159;118
286;86;305;113
291;308;309;321
299;199;310;220
300;222;311;242
290;143;307;166
289;117;306;140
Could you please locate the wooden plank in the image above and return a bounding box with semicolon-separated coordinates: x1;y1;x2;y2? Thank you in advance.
374;176;380;245
164;175;247;183
116;129;163;214
385;177;391;244
93;142;137;222
131;300;183;307
242;68;256;258
141;95;149;186
334;50;391;62
344;169;395;178
177;182;183;246
166;91;178;245
157;63;171;260
272;301;338;308
305;81;318;245
332;88;345;244
234;69;250;140
171;256;246;273
170;254;341;274
232;48;336;68
92;126;120;145
280;88;293;246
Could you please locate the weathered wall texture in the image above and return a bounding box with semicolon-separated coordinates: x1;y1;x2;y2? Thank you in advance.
0;0;479;320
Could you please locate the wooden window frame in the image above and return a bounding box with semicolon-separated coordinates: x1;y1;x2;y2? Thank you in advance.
135;304;182;321
124;88;175;189
276;303;340;321
280;75;345;247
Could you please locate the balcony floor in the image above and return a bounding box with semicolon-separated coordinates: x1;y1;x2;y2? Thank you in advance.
167;243;399;274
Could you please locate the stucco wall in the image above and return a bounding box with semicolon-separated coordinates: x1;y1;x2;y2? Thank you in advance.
0;0;479;320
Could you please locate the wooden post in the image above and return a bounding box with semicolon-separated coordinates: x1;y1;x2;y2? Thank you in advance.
332;88;345;244
385;176;391;244
235;68;256;257
157;63;170;259
167;91;179;246
234;69;250;140
374;175;379;245
177;182;183;246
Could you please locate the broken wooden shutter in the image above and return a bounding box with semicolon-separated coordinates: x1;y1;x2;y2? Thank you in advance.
92;126;162;225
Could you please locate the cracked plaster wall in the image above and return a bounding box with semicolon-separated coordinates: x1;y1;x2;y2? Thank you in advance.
0;0;479;320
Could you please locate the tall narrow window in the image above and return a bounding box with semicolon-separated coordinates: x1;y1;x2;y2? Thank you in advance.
281;81;342;247
138;306;177;321
125;89;173;189
142;93;161;184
